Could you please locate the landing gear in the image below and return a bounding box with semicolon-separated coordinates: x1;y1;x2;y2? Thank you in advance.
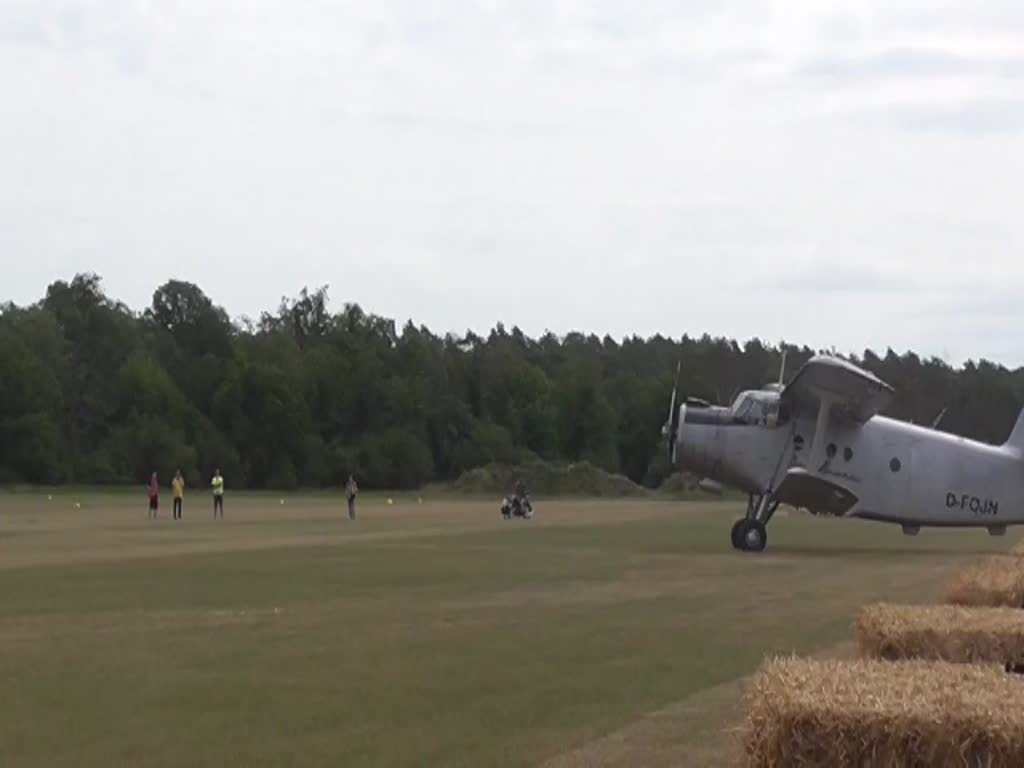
730;519;746;549
737;520;767;552
731;493;778;552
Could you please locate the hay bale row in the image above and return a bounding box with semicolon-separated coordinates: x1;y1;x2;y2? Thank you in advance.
857;602;1024;666
739;546;1024;765
742;656;1024;767
944;556;1024;608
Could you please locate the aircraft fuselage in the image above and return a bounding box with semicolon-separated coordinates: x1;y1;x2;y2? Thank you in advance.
675;406;1024;529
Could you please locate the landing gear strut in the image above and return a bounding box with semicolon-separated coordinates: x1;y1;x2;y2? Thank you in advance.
731;493;778;553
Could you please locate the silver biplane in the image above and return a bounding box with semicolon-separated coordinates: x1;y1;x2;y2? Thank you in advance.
664;354;1024;552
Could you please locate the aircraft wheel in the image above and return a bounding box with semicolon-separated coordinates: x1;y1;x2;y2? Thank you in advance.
730;519;747;549
741;521;767;553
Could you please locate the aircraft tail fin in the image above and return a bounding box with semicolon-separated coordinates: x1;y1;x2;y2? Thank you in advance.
1005;408;1024;453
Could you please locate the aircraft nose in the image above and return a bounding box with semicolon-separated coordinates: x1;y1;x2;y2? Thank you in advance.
675;403;721;473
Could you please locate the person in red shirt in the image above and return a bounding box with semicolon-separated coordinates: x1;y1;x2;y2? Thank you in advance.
148;472;159;519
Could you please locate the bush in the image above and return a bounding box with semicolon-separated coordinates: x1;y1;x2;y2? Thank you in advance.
298;434;332;487
356;429;434;490
4;413;64;483
190;420;244;488
103;415;198;484
266;455;299;490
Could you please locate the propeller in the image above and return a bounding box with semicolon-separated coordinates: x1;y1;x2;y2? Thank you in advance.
931;407;948;429
763;349;789;394
665;361;682;464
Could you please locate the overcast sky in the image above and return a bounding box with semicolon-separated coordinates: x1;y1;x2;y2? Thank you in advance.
3;2;1024;366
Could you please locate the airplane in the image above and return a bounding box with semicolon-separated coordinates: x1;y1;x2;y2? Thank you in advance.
663;353;1024;552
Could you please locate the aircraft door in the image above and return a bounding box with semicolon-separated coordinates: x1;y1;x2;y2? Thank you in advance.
876;436;912;517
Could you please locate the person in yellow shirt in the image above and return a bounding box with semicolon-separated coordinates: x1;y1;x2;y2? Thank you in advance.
211;469;225;519
172;469;185;520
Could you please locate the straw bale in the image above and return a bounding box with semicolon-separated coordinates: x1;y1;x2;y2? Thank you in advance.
742;656;1024;767
944;556;1024;608
857;602;1024;666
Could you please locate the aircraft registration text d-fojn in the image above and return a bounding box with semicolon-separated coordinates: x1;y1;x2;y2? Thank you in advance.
946;493;999;517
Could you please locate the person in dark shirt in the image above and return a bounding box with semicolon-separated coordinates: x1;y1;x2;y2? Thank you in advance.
513;479;527;501
345;475;358;520
148;472;159;519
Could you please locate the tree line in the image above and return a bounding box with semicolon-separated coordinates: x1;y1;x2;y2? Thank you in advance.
3;273;1024;490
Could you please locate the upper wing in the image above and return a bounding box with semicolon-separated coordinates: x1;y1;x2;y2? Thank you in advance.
781;355;894;423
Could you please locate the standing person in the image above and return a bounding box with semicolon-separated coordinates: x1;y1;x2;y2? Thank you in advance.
211;468;224;519
345;475;358;520
172;469;185;520
148;472;159;519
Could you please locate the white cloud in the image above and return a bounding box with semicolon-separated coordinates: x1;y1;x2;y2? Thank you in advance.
2;0;1024;366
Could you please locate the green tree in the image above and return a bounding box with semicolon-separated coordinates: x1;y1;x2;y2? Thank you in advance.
3;274;1023;492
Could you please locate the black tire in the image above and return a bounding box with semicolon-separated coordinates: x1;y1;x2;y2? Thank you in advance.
730;519;747;549
741;521;768;553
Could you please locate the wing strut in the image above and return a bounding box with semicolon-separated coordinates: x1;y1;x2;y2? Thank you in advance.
810;395;835;469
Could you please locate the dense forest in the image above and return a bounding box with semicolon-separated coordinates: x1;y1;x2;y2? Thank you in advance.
3;273;1024;490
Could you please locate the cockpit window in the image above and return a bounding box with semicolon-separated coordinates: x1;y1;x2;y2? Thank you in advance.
732;395;765;424
733;397;751;420
731;392;789;427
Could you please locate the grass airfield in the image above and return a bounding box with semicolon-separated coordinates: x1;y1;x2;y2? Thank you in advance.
0;491;1019;767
